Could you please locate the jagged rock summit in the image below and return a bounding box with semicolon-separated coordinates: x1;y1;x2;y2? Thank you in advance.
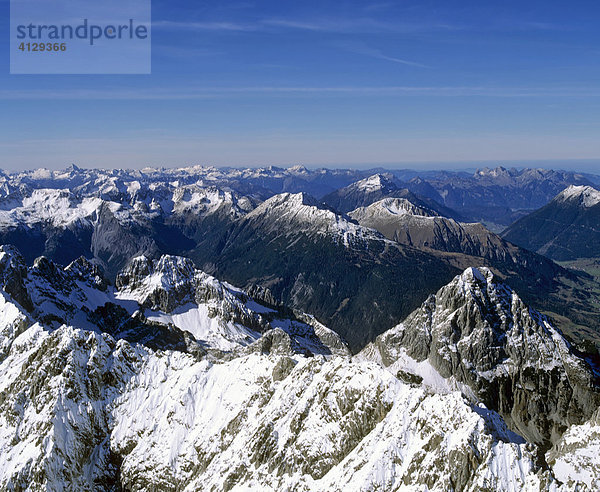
0;245;348;357
362;266;600;449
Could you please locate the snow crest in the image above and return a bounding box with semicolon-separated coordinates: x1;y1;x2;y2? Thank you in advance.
557;185;600;208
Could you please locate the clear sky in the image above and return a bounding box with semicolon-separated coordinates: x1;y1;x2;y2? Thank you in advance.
2;0;600;172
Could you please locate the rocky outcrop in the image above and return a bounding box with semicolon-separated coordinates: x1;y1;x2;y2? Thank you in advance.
0;244;33;311
365;267;600;449
547;406;600;489
116;255;198;312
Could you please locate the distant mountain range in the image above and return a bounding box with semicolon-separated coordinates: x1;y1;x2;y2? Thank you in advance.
400;166;594;229
322;173;462;218
321;167;596;228
0;165;598;351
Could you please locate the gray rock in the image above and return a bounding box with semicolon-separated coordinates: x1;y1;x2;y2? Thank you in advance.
368;267;600;450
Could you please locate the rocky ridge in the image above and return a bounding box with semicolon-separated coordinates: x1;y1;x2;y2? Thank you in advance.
503;185;600;260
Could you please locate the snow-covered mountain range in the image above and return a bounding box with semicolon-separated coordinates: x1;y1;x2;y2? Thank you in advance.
1;243;599;490
0;165;598;351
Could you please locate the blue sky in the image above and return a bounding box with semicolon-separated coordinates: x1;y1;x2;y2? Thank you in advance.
2;0;600;171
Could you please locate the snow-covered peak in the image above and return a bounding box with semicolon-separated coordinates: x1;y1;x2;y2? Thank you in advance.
257;191;320;210
350;197;439;220
248;192;337;228
455;266;495;292
169;185;254;218
364;266;600;447
351;173;396;193
287;164;309;174
131;254;197;291
0;188;105;228
476;166;506;176
474;166;520;180
114;253;350;355
556;185;600;208
246;192;384;247
116;254;242;312
67;163;82;172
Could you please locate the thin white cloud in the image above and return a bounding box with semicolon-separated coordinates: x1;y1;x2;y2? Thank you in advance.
261;18;392;33
153;17;460;34
267;17;461;34
333;39;431;68
490;20;573;32
151;16;571;36
1;86;600;100
153;20;256;31
347;44;430;68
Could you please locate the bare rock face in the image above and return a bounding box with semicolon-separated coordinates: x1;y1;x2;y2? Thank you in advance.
271;355;297;381
117;254;266;333
367;267;600;449
116;255;198;312
0;245;33;311
65;256;108;291
248;328;297;356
